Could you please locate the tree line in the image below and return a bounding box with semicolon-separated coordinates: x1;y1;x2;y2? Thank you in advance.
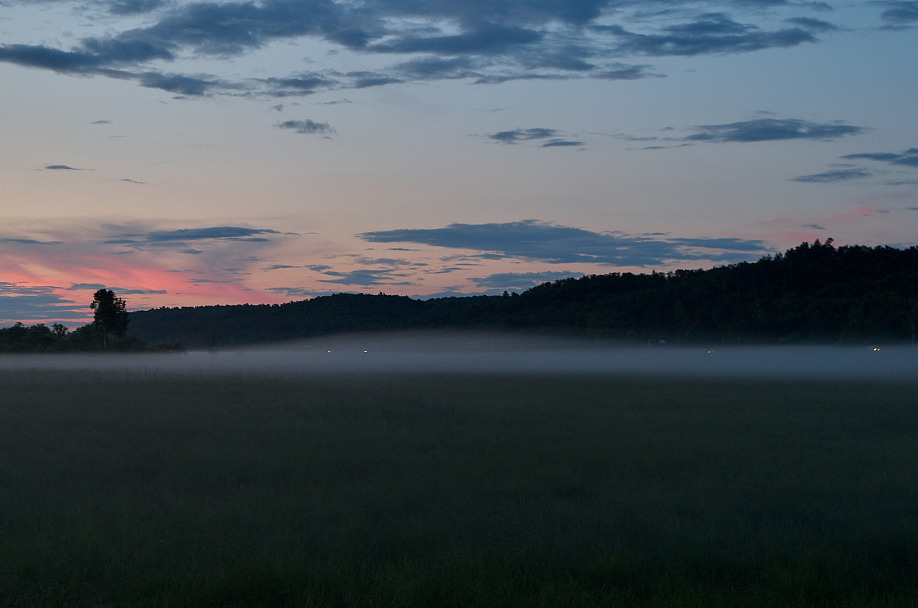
125;240;918;348
0;289;151;353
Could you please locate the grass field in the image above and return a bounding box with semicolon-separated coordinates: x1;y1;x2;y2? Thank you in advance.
1;367;917;606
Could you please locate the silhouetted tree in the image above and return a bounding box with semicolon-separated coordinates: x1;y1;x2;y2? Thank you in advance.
91;289;129;348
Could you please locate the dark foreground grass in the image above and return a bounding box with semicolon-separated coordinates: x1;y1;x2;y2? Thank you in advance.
1;369;918;606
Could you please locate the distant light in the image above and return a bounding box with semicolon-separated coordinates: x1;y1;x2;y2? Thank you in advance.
706;349;714;355
363;350;368;353
873;347;881;352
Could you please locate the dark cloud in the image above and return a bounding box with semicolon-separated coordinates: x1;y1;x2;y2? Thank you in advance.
318;269;412;287
591;63;660;80
608;13;816;56
137;72;227;96
0;0;853;98
358;220;770;267
392;56;480;80
487;127;584;148
275;119;336;136
148;227;281;242
802;224;826;230
0;237;63;245
0;44;104;72
792;168;873;183
842;147;918;167
80;37;174;64
541;139;584;148
784;17;838;32
879;1;918;26
44;164;84;171
489;127;559;143
262;74;337;96
487;129;583;147
105;226;282;246
687;118;863;143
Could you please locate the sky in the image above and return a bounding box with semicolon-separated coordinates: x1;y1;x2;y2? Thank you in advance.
1;0;917;327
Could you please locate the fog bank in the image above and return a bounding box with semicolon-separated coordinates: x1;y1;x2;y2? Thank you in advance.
1;333;916;380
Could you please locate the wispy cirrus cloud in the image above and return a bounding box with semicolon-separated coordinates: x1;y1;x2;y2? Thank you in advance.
359;220;771;267
793;168;873;183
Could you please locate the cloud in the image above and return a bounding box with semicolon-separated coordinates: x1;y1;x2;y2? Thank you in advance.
842;147;918;167
262;74;338;96
137;72;229;96
371;24;543;55
318;269;412;287
541;139;584;148
488;128;559;143
0;237;63;246
792;168;873;183
687;118;863;143
109;0;168;15
0;283;86;325
67;283;166;295
592;63;661;81
471;271;580;290
486;127;583;148
607;13;817;56
275;119;336;136
44;164;84;171
784;17;838;32
358;220;771;267
879;1;918;26
105;226;282;246
0;0;857;98
0;44;105;72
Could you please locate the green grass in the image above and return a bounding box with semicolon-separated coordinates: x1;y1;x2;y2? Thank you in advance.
1;369;918;606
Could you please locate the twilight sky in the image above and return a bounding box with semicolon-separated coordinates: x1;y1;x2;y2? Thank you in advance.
2;0;917;326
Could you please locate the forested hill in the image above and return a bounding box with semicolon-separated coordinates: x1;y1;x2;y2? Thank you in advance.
128;240;918;348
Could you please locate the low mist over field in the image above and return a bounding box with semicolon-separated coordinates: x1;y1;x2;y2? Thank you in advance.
1;333;915;380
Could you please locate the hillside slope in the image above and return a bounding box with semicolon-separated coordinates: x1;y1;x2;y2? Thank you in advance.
128;241;918;348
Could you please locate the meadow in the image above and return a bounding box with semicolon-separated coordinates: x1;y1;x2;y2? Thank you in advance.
1;362;918;606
